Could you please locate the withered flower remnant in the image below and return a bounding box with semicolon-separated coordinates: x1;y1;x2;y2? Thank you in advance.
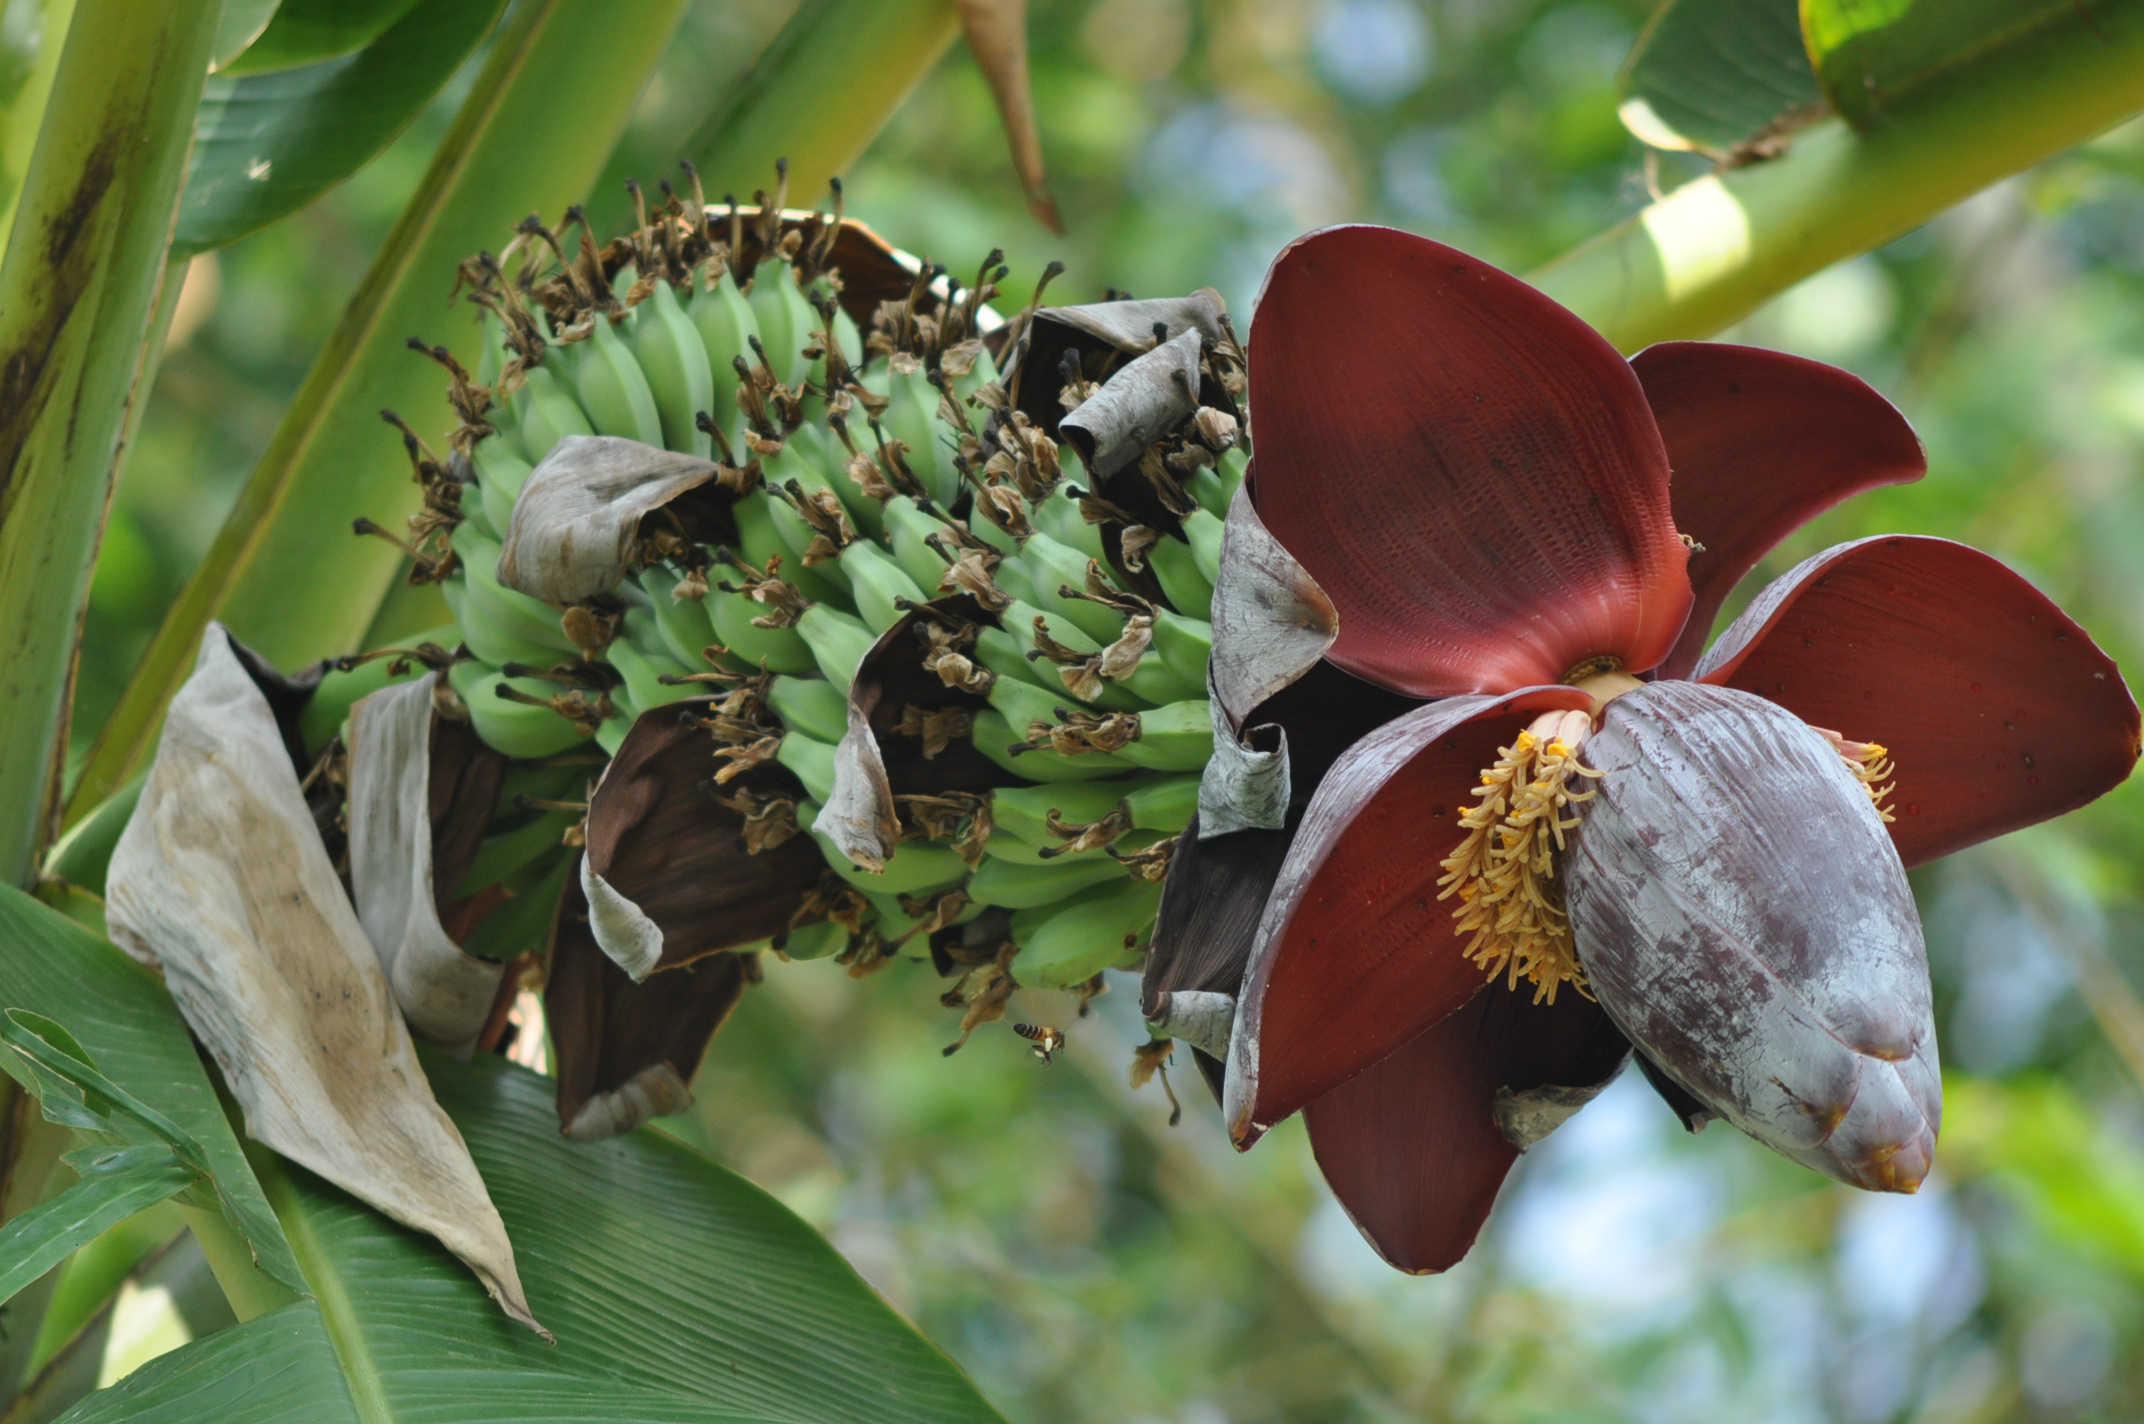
1174;224;2138;1274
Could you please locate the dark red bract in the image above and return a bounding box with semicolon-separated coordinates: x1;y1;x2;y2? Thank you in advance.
1183;224;2140;1275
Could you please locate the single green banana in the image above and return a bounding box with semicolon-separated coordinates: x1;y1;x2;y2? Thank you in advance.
1150;609;1213;693
708;585;818;675
451;528;581;660
734;490;847;607
1146;531;1214;620
473;439;535;537
765;674;847;744
990;772;1199;847
969;710;1135;781
1111;699;1214;772
449;660;590;759
1182;507;1224;584
778;918;848;962
966;854;1127;909
628;280;715;456
796;603;875;687
815;832;968;895
1011;877;1163;989
567;315;664;446
1028;486;1105;561
605;635;694;715
512;363;594;464
635;565;722;670
746;254;819;388
840;538;927;633
688;262;760;451
882;497;955;592
871;362;961;506
779;738;835;802
296;623;456;752
1003;531;1123;644
454;807;581;900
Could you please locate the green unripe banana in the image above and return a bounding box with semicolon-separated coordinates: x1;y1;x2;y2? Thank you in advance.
628;281;716;456
473;439;534;536
746;254;818;388
1111;699;1214;772
1011;877;1163;989
567;315;664;447
966;854;1127;909
449;660;590;759
688;263;760;451
1146;532;1213;621
454;807;581;900
779;737;835;802
461;854;573;966
882;497;955;591
512;364;594;462
1182;507;1224;584
778;919;848;962
796;603;875;687
1028;486;1104;560
708;585;817;676
969;709;1135;781
816;832;968;895
634;566;722;670
1150;609;1213;693
840;538;927;632
605;636;693;715
733;490;847;608
1004;531;1122;644
765;674;847;744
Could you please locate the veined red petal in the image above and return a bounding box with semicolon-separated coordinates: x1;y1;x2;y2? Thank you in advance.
1306;988;1627;1274
1246;225;1690;697
1633;342;1925;679
1698;537;2141;868
1224;686;1593;1146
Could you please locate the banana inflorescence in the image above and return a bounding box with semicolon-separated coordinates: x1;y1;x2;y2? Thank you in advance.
351;164;1247;1075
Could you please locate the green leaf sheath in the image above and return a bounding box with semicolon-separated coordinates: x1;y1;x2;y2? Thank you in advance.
0;0;221;885
0;887;304;1297
69;0;693;828
0;1146;196;1310
0;0;76;247
176;0;510;255
1536;0;2144;351
675;0;961;205
56;1055;1006;1424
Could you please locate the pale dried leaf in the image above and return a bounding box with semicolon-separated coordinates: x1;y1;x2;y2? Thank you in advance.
1196;680;1289;837
498;435;720;603
1060;328;1203;480
1208;480;1336;731
1037;290;1226;353
106;629;542;1334
824;694;899;874
347;674;505;1059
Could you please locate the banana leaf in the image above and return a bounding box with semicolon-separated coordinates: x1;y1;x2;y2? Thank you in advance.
1616;0;1819;156
177;0;509;254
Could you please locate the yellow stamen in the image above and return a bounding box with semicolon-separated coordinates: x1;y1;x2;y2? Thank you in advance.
1436;709;1603;1005
1811;726;1899;823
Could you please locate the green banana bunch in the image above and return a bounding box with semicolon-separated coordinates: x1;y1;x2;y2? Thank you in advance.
365;175;1250;1069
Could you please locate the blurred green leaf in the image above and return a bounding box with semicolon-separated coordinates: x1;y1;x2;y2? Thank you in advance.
1805;0;2076;131
0;1144;196;1309
0;0;219;885
57;1052;1008;1422
1618;0;1821;155
0;886;305;1299
72;0;691;827
222;0;426;76
1946;1075;2144;1278
177;0;507;255
681;0;961;208
209;0;282;74
1536;0;2144;350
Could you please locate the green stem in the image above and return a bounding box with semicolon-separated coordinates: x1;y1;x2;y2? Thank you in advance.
1532;0;2144;351
177;1201;301;1324
0;0;220;885
67;0;693;828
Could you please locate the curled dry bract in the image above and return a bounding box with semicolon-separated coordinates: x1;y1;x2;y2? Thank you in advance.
346;673;506;1058
1008;289;1227;430
106;628;542;1333
1059;327;1203;480
1566;680;1939;1193
497;434;720;604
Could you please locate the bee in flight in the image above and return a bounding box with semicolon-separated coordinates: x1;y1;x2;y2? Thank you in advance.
1013;1023;1066;1064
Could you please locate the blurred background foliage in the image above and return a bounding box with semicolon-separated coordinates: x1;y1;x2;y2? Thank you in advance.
76;0;2144;1418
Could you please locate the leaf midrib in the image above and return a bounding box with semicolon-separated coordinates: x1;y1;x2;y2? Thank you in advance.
257;1156;393;1424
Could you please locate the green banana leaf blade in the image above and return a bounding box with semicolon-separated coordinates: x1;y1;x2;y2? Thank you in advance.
0;1144;196;1309
59;1050;1008;1423
177;0;510;255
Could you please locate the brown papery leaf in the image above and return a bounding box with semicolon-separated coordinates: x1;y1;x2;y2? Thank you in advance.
106;629;543;1335
547;869;751;1141
1007;290;1228;435
580;700;825;979
497;435;727;604
954;0;1062;234
347;674;509;1059
1208;482;1337;733
1058;329;1202;482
